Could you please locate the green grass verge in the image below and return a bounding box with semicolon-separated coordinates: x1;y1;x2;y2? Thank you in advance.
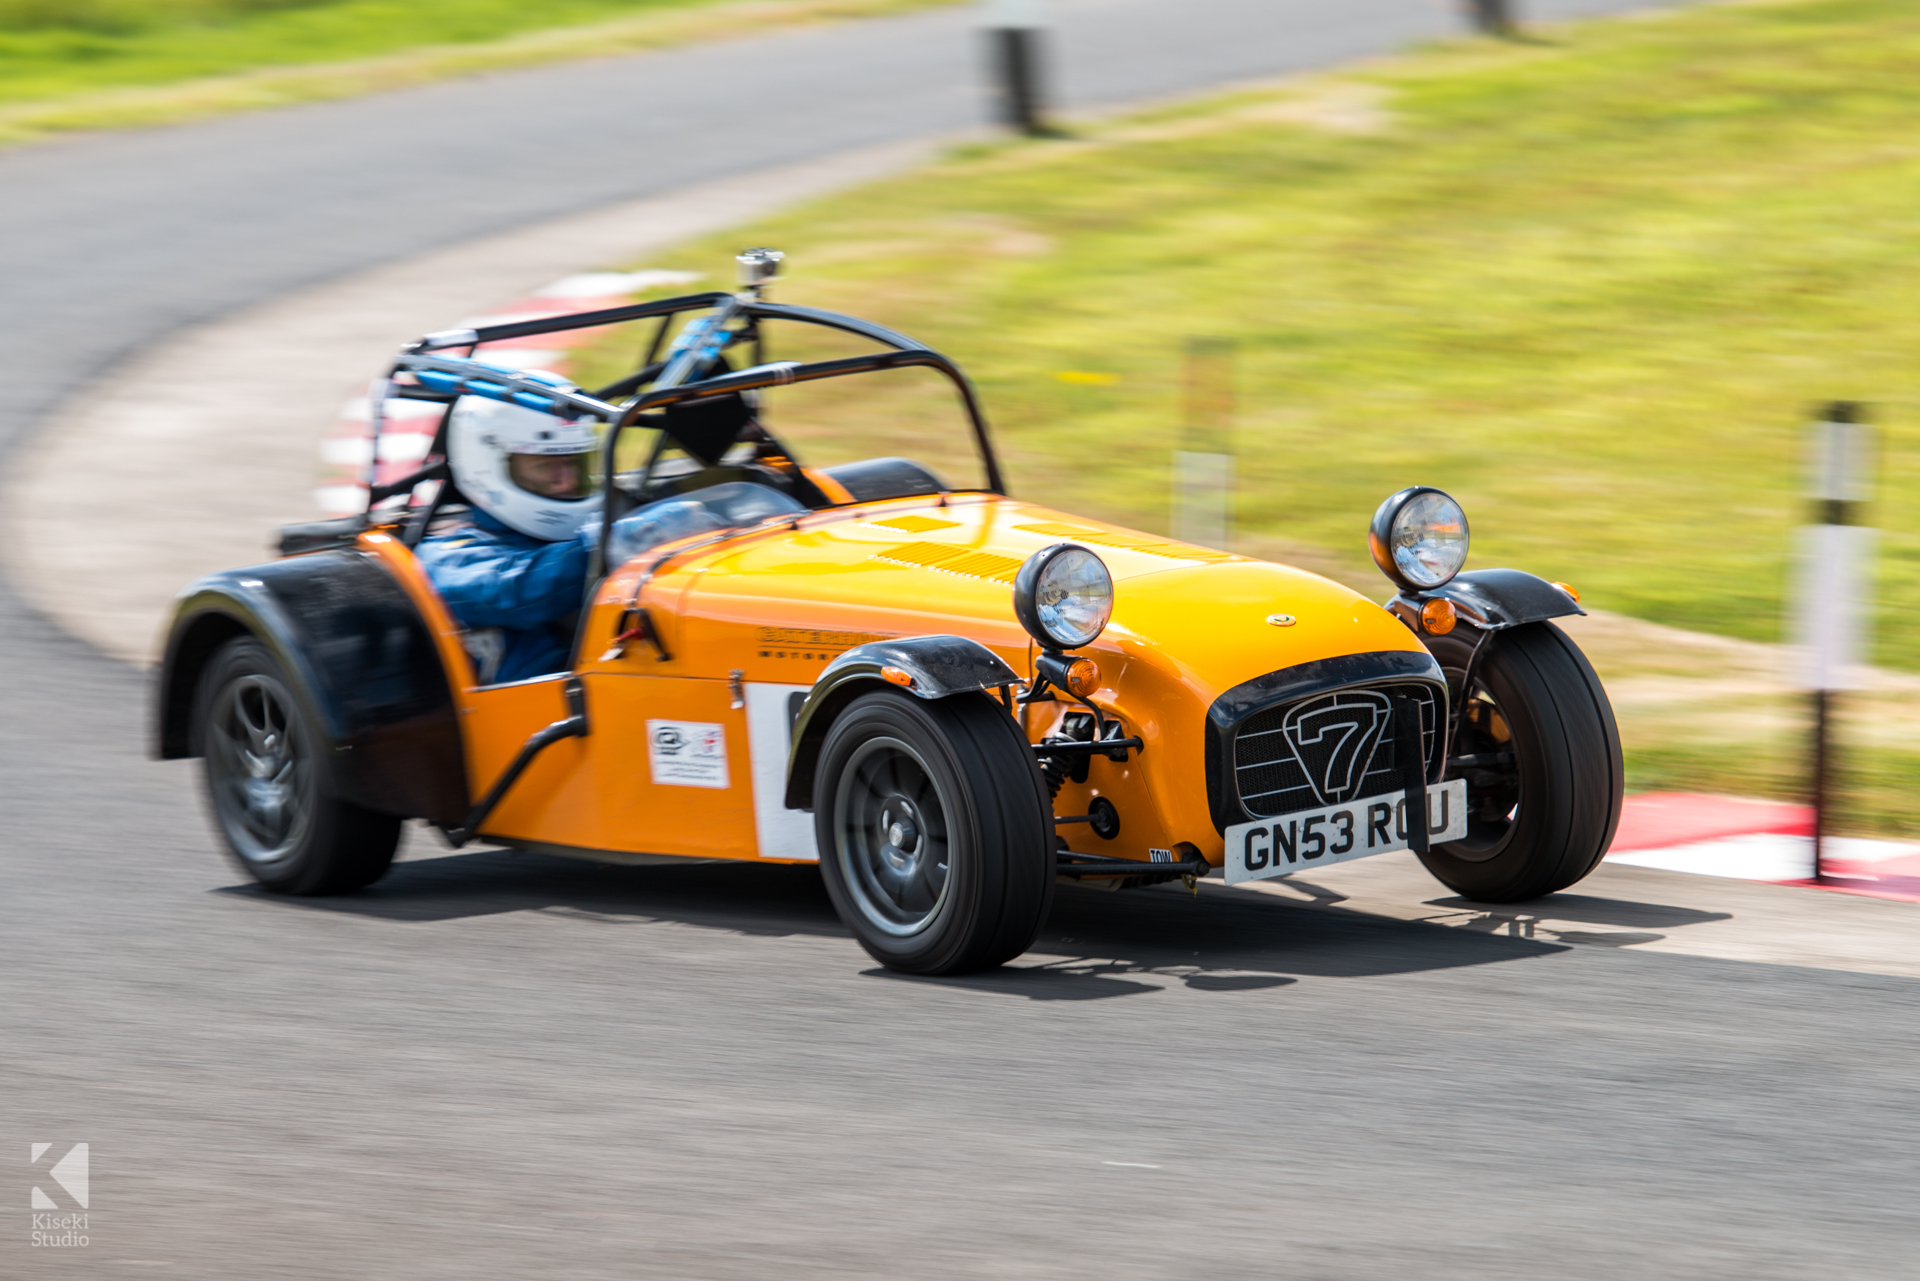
607;0;1920;663
0;0;952;145
575;0;1920;826
1627;731;1920;839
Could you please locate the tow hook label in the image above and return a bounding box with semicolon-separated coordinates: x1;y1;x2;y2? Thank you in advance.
1224;780;1467;885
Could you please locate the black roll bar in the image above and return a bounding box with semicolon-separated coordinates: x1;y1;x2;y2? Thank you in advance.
584;294;1006;570
391;352;625;422
412;292;733;351
372;289;1010;573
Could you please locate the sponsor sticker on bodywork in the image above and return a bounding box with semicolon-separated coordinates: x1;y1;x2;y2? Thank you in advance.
1224;780;1467;885
647;720;730;789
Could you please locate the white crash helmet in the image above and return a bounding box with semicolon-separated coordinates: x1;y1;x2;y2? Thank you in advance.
446;394;602;541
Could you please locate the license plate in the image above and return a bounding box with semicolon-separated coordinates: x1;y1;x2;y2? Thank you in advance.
1223;779;1468;885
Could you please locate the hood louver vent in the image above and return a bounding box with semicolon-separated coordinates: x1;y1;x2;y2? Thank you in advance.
1014;522;1236;563
872;542;1023;583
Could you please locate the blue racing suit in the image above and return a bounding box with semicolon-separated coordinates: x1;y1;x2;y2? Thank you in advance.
417;483;809;685
414;508;593;684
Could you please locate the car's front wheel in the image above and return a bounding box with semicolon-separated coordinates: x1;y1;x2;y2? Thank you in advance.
194;637;400;895
814;689;1054;974
1417;621;1623;902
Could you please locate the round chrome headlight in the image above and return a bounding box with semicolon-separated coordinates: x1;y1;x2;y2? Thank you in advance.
1369;487;1469;592
1013;544;1113;650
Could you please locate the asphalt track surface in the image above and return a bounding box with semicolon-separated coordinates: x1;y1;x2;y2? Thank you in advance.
5;1;1916;1276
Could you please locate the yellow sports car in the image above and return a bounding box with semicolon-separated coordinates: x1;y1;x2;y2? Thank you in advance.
155;250;1621;974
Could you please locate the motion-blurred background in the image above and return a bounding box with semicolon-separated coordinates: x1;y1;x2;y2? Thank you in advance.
16;0;1895;833
651;0;1920;837
11;3;1920;1278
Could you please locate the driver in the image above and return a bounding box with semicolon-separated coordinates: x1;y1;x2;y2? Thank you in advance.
417;393;803;684
415;395;603;684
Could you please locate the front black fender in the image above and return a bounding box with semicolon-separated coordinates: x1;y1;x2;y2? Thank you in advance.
153;550;469;826
1389;568;1583;635
782;635;1021;810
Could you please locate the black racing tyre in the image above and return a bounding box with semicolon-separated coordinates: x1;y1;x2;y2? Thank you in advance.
193;637;400;895
814;689;1054;975
1417;621;1623;902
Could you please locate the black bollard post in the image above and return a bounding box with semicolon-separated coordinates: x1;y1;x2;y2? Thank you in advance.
984;0;1051;136
1799;401;1874;885
1467;0;1517;37
1811;687;1830;883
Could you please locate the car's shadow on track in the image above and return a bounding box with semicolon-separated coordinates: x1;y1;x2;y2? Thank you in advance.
899;881;1568;1001
217;845;850;938
218;845;1570;1000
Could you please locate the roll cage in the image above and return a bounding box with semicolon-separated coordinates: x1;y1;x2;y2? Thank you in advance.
366;288;1007;593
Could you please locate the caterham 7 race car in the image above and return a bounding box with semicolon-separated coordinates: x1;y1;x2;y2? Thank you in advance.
154;250;1623;974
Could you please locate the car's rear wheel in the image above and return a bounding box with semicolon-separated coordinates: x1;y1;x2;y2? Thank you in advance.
814;690;1054;974
195;637;400;895
1417;621;1623;902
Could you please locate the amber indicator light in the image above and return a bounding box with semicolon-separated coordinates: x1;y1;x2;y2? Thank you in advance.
1551;581;1580;603
881;666;915;687
1065;658;1101;698
1421;598;1458;635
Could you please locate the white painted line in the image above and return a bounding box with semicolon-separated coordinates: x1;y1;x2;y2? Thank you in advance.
338;394;447;422
537;269;705;298
465;348;566;371
459;310;574;328
320;437;369;467
321;432;436;467
1609;834;1809;881
1609;832;1920;881
1101;1161;1161;1169
379;433;435;462
313;486;365;516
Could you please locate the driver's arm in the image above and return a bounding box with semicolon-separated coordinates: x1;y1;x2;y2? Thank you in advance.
416;528;592;630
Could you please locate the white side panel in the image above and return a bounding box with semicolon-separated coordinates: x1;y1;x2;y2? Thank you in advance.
746;682;820;862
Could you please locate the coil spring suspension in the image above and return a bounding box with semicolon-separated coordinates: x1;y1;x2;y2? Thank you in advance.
1041;753;1070;799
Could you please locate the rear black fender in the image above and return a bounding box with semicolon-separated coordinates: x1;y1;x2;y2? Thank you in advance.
783;635;1021;810
1389;568;1583;636
153;550;469;825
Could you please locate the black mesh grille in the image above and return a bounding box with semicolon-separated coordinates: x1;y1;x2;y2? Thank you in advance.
1233;682;1441;819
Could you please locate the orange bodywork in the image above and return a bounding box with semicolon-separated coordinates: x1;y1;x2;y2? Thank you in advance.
359;493;1426;869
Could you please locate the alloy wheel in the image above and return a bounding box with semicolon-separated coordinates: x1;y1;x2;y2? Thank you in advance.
1444;679;1523;862
205;672;312;866
832;736;953;937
